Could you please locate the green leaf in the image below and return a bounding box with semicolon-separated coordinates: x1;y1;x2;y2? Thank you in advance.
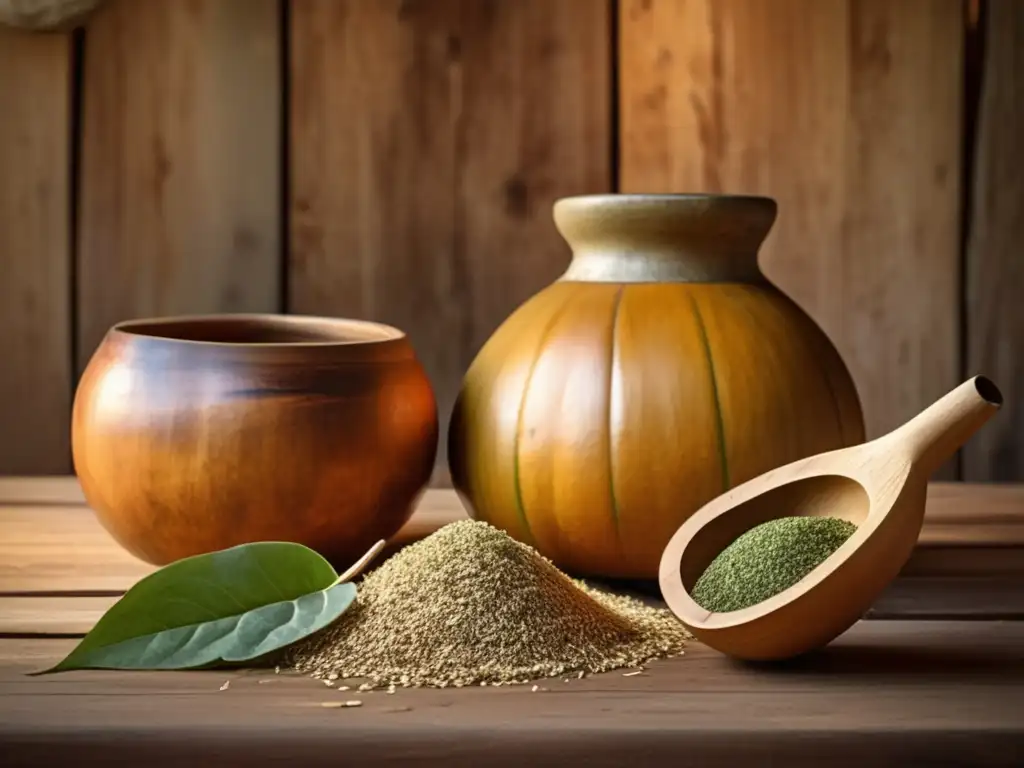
36;541;356;673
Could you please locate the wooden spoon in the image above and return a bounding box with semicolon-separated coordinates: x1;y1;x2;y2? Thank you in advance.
658;375;1003;661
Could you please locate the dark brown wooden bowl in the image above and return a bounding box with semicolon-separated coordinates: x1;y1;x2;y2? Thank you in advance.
72;313;439;568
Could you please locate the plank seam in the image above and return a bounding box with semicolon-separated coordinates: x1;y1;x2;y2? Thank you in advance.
278;0;291;314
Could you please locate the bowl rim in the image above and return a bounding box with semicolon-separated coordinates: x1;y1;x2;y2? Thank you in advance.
110;312;407;348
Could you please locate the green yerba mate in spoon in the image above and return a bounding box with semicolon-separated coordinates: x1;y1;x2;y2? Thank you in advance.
691;517;857;613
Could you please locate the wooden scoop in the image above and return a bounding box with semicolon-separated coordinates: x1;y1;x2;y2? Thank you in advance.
658;376;1003;661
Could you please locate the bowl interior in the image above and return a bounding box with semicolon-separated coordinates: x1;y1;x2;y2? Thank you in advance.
114;315;402;346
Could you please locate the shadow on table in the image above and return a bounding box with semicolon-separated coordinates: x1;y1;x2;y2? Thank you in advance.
737;642;1024;679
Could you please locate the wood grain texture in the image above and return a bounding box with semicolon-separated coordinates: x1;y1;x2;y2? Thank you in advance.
0;504;153;593
920;481;1024;545
0;488;470;594
71;315;437;568
13;474;1024;529
0;596;117;636
2;623;1023;767
901;546;1024;578
964;1;1024;481
866;577;1024;620
289;0;611;483
619;0;963;477
0;28;71;474
76;0;281;370
0;476;85;506
8;574;1024;637
2;479;1022;595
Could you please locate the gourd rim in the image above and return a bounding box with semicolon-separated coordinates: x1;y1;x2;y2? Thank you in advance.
109;313;407;348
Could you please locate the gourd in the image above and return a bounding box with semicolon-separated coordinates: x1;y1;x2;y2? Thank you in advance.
448;194;865;579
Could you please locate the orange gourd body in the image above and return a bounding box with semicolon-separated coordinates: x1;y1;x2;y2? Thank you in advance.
448;194;865;579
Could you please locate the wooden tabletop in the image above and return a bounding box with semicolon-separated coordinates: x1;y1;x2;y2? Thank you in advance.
2;478;1024;766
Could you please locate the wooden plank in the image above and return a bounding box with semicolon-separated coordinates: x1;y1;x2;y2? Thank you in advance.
4;475;1022;533
964;2;1024;481
76;0;281;370
1;622;1023;766
289;0;611;483
869;577;1024;621
0;477;85;506
1;482;1023;593
7;572;1024;637
0;489;471;594
0;596;117;636
921;482;1024;544
0;504;154;594
619;0;963;477
0;28;72;474
901;546;1024;578
7;619;1022;687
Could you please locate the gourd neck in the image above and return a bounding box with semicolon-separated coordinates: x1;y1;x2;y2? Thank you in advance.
553;194;776;284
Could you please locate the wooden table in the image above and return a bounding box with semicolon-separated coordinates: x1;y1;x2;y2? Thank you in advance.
3;478;1024;766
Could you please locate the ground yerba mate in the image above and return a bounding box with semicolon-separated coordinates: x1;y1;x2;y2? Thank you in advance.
691;516;857;613
285;520;690;689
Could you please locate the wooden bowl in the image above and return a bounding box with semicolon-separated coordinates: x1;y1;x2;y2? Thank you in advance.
72;313;438;568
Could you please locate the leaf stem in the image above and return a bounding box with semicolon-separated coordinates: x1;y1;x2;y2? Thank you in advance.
333;539;386;586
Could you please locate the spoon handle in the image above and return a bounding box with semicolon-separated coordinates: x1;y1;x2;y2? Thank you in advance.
884;376;1002;477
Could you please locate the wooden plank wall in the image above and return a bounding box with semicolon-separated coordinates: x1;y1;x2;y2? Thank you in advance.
0;0;1020;484
77;0;281;372
0;27;71;474
620;0;964;476
964;0;1024;481
288;0;610;483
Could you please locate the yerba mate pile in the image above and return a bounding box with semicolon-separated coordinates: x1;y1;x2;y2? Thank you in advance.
286;520;690;688
692;516;857;613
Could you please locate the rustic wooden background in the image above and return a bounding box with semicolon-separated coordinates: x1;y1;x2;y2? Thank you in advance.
0;0;1020;485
